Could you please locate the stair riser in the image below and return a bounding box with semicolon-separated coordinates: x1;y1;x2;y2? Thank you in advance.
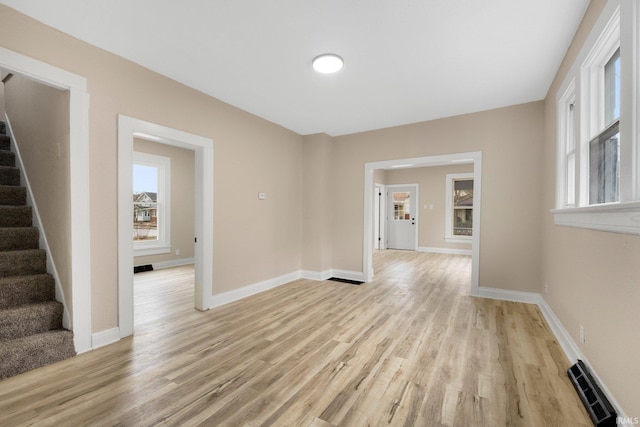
0;206;32;227
0;330;75;380
0;167;20;186
0;228;39;251
0;185;27;206
0;274;55;309
0;250;46;277
0;151;15;167
0;137;9;151
0;302;63;342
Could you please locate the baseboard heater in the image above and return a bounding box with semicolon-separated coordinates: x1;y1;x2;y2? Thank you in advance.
133;264;153;274
568;360;616;426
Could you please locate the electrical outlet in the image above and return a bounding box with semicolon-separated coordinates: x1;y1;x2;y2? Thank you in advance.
175;249;180;256
544;282;548;293
579;325;586;344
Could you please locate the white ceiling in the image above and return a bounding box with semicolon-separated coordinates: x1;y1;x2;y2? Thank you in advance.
0;0;590;136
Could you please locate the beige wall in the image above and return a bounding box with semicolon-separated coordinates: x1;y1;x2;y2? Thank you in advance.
133;138;195;266
385;164;474;251
542;0;639;416
301;133;333;273
3;73;72;316
0;5;303;332
332;101;545;292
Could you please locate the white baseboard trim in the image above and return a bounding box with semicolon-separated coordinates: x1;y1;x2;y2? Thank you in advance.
477;286;629;423
476;286;541;304
209;270;302;309
301;269;333;281
330;269;366;282
151;257;195;270
91;327;120;350
417;246;473;256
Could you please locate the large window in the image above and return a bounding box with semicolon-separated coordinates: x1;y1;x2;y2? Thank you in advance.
553;2;640;235
133;152;171;256
446;173;473;243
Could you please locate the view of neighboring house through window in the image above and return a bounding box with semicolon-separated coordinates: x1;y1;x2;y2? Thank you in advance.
445;173;473;243
133;151;171;256
393;192;411;220
452;178;473;236
590;47;620;204
133;164;158;241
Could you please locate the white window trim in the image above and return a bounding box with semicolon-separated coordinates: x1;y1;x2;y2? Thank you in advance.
445;173;473;244
133;151;171;256
553;0;640;235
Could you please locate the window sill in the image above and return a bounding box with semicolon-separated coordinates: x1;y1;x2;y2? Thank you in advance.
551;201;640;235
445;237;472;245
134;245;171;257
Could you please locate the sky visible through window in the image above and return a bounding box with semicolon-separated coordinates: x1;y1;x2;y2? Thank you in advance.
133;164;157;193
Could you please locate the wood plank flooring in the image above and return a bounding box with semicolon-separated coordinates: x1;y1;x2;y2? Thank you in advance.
0;250;591;426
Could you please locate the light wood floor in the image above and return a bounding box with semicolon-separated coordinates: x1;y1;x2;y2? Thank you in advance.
0;250;591;426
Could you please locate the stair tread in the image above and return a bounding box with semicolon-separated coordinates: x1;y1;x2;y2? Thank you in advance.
0;273;55;309
0;300;64;342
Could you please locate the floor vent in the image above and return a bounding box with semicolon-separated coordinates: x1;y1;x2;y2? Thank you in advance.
568;360;617;427
328;277;363;285
134;264;154;274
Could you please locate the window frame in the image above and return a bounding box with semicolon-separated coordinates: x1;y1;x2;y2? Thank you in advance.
445;173;473;244
133;151;172;256
553;0;640;235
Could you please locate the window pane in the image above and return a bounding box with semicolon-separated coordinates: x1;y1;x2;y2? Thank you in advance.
393;192;411;220
453;208;472;236
454;179;473;207
589;124;619;204
133;164;159;241
604;48;620;126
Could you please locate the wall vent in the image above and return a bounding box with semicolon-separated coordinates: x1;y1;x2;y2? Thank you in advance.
567;360;617;427
133;264;153;274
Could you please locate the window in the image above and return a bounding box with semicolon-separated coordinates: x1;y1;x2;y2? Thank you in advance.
133;152;171;256
553;2;640;235
446;173;473;243
393;192;411;220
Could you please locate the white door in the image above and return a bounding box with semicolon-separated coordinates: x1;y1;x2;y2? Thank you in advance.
387;185;417;250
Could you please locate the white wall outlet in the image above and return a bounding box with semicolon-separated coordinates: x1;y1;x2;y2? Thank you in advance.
258;192;266;200
579;325;586;344
544;282;548;293
175;249;180;256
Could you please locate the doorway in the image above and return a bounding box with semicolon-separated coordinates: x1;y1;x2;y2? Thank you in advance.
117;115;214;338
386;184;418;250
363;152;482;296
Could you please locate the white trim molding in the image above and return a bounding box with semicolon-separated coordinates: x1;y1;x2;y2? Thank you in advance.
551;201;640;235
118;115;214;338
210;271;301;309
0;47;92;353
301;270;333;281
364;151;482;296
91;327;120;350
417;246;472;256
150;257;195;270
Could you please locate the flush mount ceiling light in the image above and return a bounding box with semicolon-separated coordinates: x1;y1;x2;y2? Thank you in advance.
312;53;344;73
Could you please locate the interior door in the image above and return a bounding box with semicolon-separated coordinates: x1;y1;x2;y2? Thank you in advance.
387;185;417;250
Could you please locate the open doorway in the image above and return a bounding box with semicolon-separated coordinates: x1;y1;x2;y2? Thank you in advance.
117;115;213;338
363;152;482;296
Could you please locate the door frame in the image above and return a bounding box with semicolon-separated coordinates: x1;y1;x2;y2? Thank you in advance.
117;115;214;338
374;183;386;250
0;47;92;352
363;151;482;296
385;184;419;251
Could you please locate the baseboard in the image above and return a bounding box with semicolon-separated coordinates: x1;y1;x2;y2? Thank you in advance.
330;269;366;282
301;269;333;281
476;286;630;424
476;286;541;304
209;270;302;309
151;257;195;270
91;327;120;350
417;246;473;256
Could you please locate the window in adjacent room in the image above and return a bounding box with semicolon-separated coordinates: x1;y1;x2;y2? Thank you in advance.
133;151;171;256
446;173;473;243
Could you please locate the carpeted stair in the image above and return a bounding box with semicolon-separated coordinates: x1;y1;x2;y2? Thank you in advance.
0;125;75;380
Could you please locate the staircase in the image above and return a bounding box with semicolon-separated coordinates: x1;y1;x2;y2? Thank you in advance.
0;123;75;380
